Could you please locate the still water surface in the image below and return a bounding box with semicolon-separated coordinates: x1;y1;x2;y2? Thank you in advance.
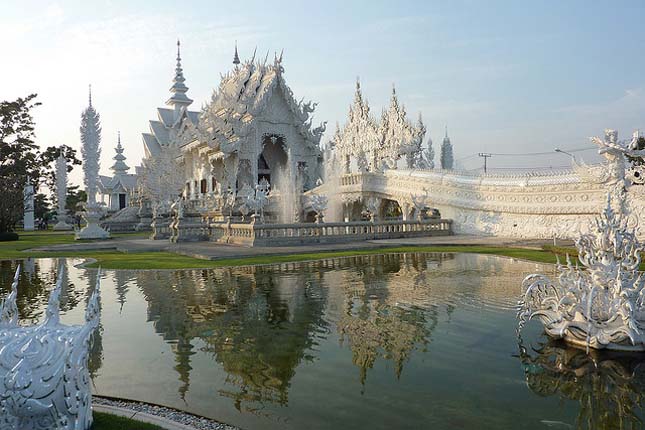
1;253;643;430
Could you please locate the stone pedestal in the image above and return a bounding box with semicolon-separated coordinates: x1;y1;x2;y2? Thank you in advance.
53;220;73;231
53;210;73;231
75;205;110;240
170;212;207;242
150;214;171;240
136;216;152;232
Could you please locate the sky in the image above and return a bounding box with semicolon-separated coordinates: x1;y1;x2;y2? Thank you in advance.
2;0;645;186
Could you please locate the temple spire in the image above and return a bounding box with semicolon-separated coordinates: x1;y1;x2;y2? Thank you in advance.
111;131;129;176
233;41;240;66
88;84;92;108
166;39;193;114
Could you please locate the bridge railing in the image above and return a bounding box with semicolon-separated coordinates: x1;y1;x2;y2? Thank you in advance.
211;218;452;246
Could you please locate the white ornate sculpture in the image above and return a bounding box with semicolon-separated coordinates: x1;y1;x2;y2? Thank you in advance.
517;194;645;351
333;81;426;174
53;152;72;230
23;177;34;231
139;144;184;218
0;265;101;429
76;88;110;240
307;193;328;223
410;189;429;221
589;129;645;193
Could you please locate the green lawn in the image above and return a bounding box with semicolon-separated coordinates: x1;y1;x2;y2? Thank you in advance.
0;230;577;269
92;411;163;429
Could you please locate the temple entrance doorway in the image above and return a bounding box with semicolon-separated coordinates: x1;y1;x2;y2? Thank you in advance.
258;134;288;186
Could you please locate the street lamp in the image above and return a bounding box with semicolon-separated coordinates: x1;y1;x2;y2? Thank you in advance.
555;148;575;162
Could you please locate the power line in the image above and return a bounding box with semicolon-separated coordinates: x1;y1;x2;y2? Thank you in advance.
487;146;597;157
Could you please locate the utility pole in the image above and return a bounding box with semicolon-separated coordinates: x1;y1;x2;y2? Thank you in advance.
478;153;492;173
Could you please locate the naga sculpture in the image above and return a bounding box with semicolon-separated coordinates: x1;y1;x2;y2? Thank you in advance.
0;265;101;429
517;193;645;351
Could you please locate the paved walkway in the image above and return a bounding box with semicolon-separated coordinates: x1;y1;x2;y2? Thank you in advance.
30;234;572;262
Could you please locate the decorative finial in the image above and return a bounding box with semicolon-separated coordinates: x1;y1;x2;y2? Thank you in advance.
445;125;448;138
278;49;283;63
117;131;121;147
233;41;240;66
88;84;92;107
356;77;361;90
392;83;396;95
167;39;192;110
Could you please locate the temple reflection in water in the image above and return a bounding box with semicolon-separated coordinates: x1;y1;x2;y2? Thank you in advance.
5;253;631;430
133;253;453;408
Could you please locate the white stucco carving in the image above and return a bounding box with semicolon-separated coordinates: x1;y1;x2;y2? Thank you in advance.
53;153;72;230
332;80;427;174
76;88;110;240
0;265;101;429
518;194;645;351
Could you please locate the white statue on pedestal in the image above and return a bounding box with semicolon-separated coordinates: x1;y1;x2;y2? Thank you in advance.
23;178;34;231
53;152;72;231
76;87;110;240
0;264;101;429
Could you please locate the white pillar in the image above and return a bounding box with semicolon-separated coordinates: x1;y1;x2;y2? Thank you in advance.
23;180;34;231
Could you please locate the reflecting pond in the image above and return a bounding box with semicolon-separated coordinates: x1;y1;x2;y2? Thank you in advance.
1;253;644;430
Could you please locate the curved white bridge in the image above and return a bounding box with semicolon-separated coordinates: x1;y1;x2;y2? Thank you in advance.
316;166;642;239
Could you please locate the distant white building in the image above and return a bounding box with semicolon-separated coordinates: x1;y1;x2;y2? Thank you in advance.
98;132;138;211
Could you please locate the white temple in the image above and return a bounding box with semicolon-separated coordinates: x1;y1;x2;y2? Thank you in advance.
98;132;138;211
141;41;325;215
128;40;645;243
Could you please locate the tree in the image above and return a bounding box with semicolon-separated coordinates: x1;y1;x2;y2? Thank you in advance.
66;185;87;214
440;129;454;170
34;193;51;222
0;94;41;233
39;145;81;193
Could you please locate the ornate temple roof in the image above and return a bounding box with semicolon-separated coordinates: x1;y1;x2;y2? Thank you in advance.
142;43;325;160
98;174;138;193
142;40;200;159
190;49;325;155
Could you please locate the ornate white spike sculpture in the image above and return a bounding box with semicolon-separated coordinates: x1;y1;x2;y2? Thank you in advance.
0;264;101;429
518;193;645;351
76;89;110;239
53;153;72;230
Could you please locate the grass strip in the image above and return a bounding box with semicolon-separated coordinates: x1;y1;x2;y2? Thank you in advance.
91;411;163;430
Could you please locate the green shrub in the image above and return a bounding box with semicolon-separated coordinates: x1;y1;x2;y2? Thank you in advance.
0;232;19;242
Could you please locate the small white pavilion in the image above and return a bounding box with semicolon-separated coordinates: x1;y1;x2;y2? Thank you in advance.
98;132;138;211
